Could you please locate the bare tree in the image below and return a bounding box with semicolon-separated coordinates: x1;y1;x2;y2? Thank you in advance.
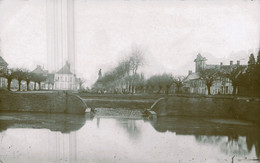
129;47;144;93
199;68;219;95
92;47;144;94
146;74;173;94
12;68;26;91
31;73;46;90
173;76;185;94
23;70;33;91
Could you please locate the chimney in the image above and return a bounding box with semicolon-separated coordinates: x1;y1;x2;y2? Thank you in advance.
230;60;233;66
188;70;192;75
220;62;223;66
237;60;240;66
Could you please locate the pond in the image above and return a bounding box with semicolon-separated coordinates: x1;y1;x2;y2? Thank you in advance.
0;111;259;163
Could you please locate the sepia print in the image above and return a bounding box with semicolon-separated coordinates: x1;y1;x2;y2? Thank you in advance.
0;0;260;162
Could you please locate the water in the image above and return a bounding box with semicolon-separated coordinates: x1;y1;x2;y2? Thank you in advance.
0;111;259;163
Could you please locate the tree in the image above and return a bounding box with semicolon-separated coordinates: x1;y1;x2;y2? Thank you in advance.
128;47;144;93
173;76;185;94
78;78;86;90
12;68;26;91
254;51;260;96
146;74;173;94
199;68;219;95
133;73;146;93
146;76;156;93
23;70;33;91
248;53;256;65
257;51;260;65
246;53;257;95
229;66;245;95
219;66;245;95
161;74;174;95
92;48;144;94
31;73;46;90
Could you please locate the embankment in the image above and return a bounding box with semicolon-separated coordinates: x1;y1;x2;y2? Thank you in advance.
83;98;153;109
0;89;87;114
79;94;160;109
151;95;260;123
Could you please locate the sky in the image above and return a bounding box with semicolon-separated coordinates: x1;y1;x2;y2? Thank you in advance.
0;0;260;86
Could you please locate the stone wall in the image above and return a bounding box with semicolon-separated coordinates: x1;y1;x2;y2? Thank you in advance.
0;89;87;114
151;95;260;123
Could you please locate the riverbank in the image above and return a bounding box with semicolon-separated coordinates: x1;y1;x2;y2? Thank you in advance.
80;93;260;123
150;95;260;123
1;90;259;123
0;89;87;114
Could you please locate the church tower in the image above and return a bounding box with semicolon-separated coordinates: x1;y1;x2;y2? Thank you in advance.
194;53;207;72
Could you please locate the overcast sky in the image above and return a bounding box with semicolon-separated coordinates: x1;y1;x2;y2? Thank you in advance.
0;0;260;86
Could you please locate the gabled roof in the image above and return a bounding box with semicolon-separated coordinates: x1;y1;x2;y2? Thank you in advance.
32;65;48;75
0;56;8;67
56;62;72;74
194;53;207;62
183;73;200;82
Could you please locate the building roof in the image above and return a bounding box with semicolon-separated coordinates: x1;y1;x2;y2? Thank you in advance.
56;62;73;74
194;53;207;62
32;65;48;75
0;56;8;67
205;64;220;69
186;53;248;82
183;72;200;82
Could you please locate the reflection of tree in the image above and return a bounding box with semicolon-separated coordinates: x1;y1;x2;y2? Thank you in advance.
195;133;260;159
149;117;260;159
195;135;222;145
117;119;141;140
246;126;260;158
220;136;249;156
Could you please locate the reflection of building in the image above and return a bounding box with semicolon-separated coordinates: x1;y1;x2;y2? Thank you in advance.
183;53;246;95
0;56;8;88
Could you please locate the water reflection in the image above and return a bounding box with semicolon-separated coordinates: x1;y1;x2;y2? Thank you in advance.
0;112;93;133
116;119;141;140
150;117;260;160
0;113;259;162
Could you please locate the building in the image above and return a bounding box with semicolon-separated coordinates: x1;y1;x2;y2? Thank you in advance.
54;61;78;90
183;53;246;95
0;56;8;88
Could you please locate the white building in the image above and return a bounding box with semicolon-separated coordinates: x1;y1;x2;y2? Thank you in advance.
183;53;246;95
54;62;78;90
0;56;8;88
